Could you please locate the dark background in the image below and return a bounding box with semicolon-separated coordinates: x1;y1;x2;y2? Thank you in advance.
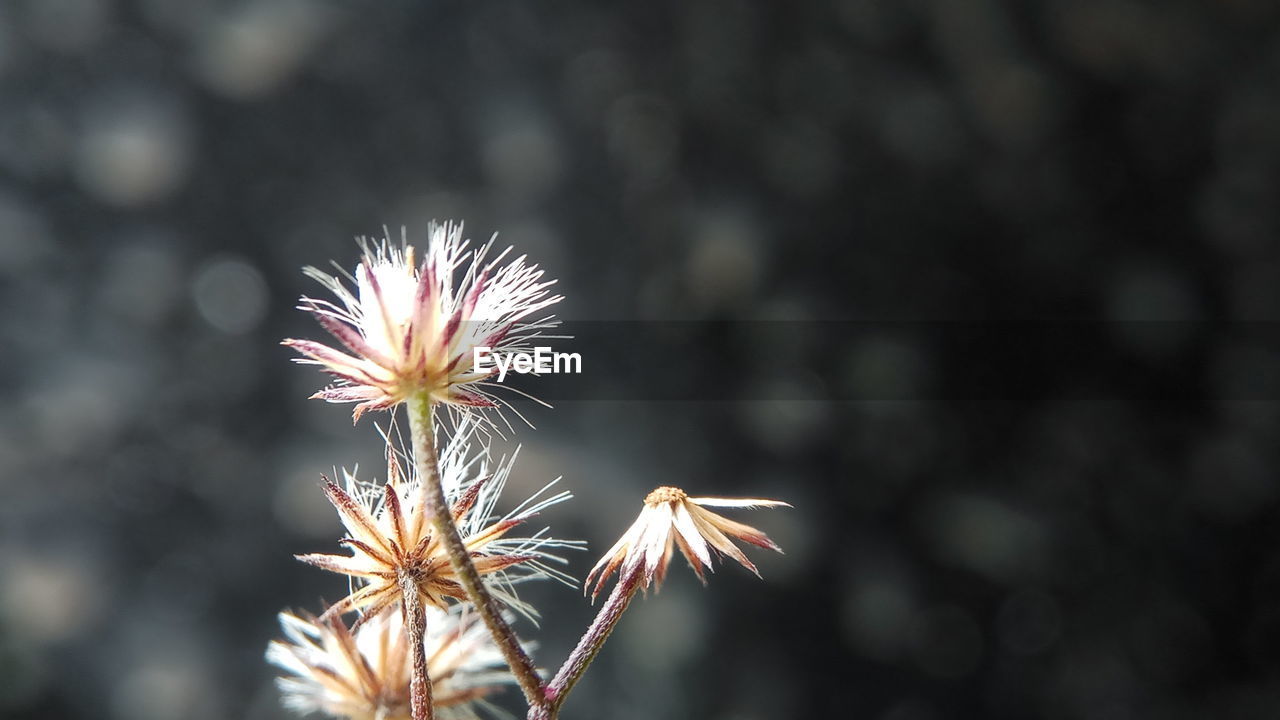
3;1;1280;719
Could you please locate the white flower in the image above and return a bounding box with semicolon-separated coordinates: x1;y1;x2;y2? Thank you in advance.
267;605;520;720
298;423;582;623
585;486;789;599
284;222;562;423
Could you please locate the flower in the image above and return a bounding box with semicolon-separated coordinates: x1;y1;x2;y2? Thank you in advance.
298;426;580;623
584;486;789;599
267;605;520;720
283;222;562;423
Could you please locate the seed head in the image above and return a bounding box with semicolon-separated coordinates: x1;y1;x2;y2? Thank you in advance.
297;425;580;624
283;222;562;424
267;605;519;720
585;486;789;599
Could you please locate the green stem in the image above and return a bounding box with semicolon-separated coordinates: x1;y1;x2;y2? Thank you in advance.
405;394;546;709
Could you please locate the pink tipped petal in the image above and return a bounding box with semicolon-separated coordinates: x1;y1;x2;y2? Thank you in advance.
450;475;492;524
407;266;436;352
687;508;761;577
448;387;498;408
323;482;394;557
312;386;384;403
283;338;367;374
443;350;468;375
340;537;394;566
313;365;386;389
295;553;383;578
381;484;409;553
479;322;515;351
350;398;393;424
385;447;404;487
471;554;534;575
461;270;487;318
463;517;522;550
307;309;397;369
439;311;464;356
703;512;783;553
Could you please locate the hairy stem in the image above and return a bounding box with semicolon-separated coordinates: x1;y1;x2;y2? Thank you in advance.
400;574;434;720
405;395;546;709
531;565;644;719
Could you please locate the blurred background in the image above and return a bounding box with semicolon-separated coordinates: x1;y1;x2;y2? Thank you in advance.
3;1;1280;719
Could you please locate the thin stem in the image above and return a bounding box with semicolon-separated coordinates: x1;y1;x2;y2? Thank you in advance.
400;574;434;720
533;565;644;719
405;395;547;709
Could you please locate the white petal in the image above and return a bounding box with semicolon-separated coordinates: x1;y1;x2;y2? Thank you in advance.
689;497;791;509
672;502;713;568
641;504;675;574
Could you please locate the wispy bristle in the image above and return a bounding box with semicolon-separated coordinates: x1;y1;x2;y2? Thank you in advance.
298;422;578;627
285;221;566;426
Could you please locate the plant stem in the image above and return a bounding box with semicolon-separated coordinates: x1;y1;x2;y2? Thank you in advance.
405;395;546;709
400;574;434;720
531;565;644;719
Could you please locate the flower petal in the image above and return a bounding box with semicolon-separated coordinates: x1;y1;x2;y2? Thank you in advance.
381;482;409;558
447;387;498;408
321;582;395;621
295;552;383;578
283;338;367;375
304;305;397;370
471;553;533;575
323;481;395;558
688;497;792;509
670;527;706;586
701;512;783;553
323;614;380;695
687;505;761;577
672;501;713;569
641;504;675;584
585;516;645;598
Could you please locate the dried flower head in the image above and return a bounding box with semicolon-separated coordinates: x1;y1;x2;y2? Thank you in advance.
267;605;519;720
299;425;580;623
284;222;562;423
585;486;789;599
